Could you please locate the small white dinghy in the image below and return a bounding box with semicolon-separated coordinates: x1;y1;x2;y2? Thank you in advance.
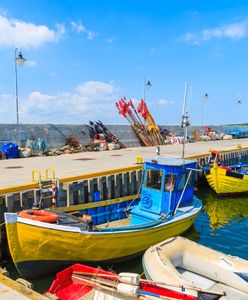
143;236;248;300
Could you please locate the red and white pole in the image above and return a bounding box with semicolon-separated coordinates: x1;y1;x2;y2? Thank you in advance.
51;181;56;208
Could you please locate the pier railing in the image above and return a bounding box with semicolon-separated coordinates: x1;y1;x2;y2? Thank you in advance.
0;165;143;213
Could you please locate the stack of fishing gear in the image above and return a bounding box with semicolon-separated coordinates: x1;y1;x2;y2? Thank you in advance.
116;97;165;146
86;120;125;149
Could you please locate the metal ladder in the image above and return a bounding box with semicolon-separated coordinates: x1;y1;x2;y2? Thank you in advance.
32;168;57;209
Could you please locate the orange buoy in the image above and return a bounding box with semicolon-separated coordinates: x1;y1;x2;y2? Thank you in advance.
19;210;58;223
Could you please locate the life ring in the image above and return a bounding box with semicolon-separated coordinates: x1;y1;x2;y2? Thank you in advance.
19;210;58;223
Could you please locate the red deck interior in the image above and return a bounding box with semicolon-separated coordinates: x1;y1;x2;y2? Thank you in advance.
46;263;196;300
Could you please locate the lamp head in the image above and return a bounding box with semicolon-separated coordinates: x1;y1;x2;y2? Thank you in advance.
16;51;26;66
204;92;209;100
145;80;152;88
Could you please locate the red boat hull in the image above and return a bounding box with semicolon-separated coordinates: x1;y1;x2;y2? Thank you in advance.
46;264;196;300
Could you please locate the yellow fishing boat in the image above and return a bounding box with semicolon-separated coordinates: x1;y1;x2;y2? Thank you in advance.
204;150;248;195
5;156;202;279
205;162;248;195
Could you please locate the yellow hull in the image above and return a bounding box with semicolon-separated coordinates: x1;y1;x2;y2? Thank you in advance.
5;209;200;278
206;163;248;195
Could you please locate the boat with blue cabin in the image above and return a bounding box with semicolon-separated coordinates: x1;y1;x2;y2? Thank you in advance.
4;155;202;279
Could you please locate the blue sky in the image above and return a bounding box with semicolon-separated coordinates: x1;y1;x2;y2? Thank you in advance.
0;1;248;125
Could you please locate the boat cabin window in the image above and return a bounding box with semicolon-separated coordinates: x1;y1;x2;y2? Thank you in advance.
164;174;175;191
146;168;163;190
178;174;186;190
178;173;194;189
186;172;194;187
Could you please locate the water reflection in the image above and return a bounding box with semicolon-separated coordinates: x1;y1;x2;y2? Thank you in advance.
183;224;200;241
193;188;248;260
197;188;248;232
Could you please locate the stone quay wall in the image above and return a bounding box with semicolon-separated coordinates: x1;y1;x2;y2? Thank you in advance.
0;124;248;149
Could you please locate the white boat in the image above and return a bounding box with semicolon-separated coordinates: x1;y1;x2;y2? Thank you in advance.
143;236;248;300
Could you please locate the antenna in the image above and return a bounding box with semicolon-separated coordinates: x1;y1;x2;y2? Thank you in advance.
181;83;190;159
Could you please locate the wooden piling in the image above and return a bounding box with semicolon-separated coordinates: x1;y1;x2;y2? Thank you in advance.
99;177;107;201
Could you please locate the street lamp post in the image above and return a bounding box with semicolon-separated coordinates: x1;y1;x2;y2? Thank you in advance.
144;80;152;101
201;92;209;126
235;100;242;127
15;48;26;124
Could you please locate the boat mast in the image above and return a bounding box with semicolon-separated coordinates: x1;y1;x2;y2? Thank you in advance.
181;82;190;159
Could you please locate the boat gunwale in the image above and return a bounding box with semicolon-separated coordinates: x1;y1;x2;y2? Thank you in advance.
152;236;248;264
5;198;201;235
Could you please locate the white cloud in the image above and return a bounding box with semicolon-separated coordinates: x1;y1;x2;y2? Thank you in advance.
0;15;64;49
55;23;66;38
202;28;222;40
71;20;97;40
71;21;86;33
15;81;121;123
86;30;97;40
182;21;247;44
223;22;247;39
158;99;175;106
181;32;199;45
26;92;56;110
76;81;118;96
25;60;37;67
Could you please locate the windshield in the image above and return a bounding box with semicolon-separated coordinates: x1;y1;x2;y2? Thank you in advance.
164;174;176;191
145;168;163;190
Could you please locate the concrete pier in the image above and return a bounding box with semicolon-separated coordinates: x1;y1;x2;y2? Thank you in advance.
1;138;248;215
0;268;46;299
1;138;248;188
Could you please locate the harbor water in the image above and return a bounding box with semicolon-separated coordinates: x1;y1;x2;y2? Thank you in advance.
6;186;248;294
